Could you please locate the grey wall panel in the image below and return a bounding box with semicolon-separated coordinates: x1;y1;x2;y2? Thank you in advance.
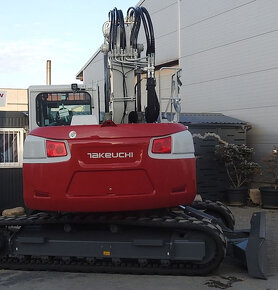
138;0;176;14
155;32;179;64
181;1;278;57
149;1;177;38
177;0;278;161
218;106;278;161
180;31;278;85
181;0;254;27
182;68;278;112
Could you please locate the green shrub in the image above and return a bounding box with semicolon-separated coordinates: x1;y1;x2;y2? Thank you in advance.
215;144;260;189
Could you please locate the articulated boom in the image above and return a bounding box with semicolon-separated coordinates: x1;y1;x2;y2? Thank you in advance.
101;7;159;124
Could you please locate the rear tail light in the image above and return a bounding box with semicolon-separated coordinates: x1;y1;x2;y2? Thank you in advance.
46;140;67;157
152;136;171;154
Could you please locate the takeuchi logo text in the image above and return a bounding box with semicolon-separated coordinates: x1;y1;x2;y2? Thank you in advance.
87;152;134;159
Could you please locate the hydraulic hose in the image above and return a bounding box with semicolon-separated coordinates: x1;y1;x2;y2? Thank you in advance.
141;7;155;54
107;6;160;123
117;9;126;49
128;7;141;49
108;8;126;50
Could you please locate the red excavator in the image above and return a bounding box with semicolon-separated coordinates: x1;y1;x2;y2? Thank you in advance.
0;7;266;278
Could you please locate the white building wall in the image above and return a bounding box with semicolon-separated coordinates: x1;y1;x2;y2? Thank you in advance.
0;89;28;111
178;0;278;159
78;0;278;159
138;0;179;64
82;50;106;113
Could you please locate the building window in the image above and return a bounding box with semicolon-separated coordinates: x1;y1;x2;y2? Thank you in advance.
0;129;25;168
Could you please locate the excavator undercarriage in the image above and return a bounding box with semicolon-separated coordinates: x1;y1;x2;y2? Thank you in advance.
0;201;266;278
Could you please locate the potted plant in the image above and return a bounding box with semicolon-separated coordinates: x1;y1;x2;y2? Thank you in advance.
215;144;260;205
260;146;278;208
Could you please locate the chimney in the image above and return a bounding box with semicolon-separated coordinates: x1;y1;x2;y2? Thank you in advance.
46;60;51;85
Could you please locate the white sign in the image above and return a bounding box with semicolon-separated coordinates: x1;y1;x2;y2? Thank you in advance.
0;91;7;107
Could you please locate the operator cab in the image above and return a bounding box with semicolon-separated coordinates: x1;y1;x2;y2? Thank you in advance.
28;84;99;131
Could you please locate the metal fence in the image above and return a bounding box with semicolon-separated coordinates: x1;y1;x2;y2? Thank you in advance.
0;128;25;168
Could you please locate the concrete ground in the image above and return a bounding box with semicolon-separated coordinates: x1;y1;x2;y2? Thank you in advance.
0;206;277;290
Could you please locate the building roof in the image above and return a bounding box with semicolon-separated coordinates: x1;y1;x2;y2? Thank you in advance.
178;113;247;125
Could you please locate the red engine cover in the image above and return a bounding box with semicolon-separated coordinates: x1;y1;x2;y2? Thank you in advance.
23;123;196;212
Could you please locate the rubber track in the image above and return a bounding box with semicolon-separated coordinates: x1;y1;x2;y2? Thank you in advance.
0;210;227;276
191;200;235;230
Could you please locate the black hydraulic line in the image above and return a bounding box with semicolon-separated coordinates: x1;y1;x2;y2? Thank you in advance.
134;8;142;49
126;6;153;54
112;8;118;50
127;7;134;16
103;54;110;113
108;8;126;51
108;6;155;57
134;9;142;49
120;63;127;123
108;10;115;50
128;8;141;49
138;8;151;55
136;60;142;112
145;77;160;123
108;6;159;122
117;9;126;49
126;6;159;122
141;7;155;54
127;7;136;47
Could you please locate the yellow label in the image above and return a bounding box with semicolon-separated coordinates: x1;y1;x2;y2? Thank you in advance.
103;251;111;256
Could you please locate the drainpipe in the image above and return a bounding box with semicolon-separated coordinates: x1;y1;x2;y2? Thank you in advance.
177;0;181;62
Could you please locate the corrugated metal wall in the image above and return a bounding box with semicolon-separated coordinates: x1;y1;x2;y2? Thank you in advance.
0;112;27;212
0;111;28;128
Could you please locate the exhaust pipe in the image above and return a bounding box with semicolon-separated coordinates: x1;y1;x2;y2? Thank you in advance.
46;60;51;85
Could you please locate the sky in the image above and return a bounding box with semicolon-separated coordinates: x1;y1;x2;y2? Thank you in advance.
0;0;136;88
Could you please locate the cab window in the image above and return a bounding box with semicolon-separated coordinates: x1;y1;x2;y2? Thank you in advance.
36;92;91;127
